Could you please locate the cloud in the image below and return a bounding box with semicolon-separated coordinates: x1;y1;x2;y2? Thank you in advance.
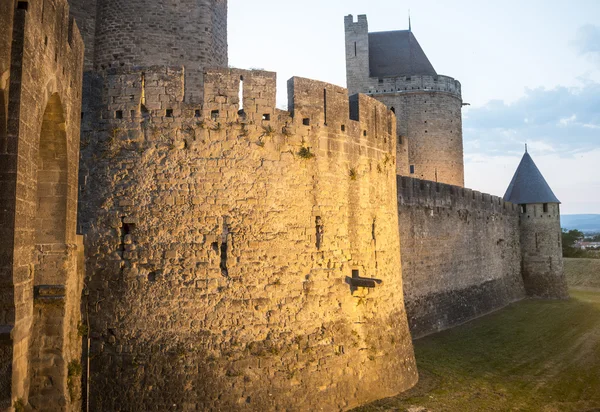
463;83;600;157
574;24;600;56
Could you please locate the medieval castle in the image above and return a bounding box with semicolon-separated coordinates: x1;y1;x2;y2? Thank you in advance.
0;0;568;411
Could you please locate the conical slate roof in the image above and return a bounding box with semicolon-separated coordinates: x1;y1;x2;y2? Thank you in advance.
368;30;437;78
503;152;560;204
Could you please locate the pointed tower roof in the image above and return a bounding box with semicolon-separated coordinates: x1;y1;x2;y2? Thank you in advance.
503;152;560;204
368;30;437;78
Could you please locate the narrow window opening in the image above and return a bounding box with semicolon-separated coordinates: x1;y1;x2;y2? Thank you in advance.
115;110;123;119
398;136;403;145
81;112;84;120
323;89;327;125
302;118;310;126
521;204;527;214
211;110;219;120
130;110;135;119
371;219;376;241
220;220;229;277
410;165;415;174
262;113;270;121
17;1;28;10
354;42;357;56
315;217;324;250
535;233;539;250
341;125;346;132
352;269;359;279
166;109;173;118
194;109;201;118
118;218;135;255
543;203;548;213
238;76;245;116
363;130;367;137
44;36;48;47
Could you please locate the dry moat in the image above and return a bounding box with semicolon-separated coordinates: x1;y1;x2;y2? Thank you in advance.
355;258;600;412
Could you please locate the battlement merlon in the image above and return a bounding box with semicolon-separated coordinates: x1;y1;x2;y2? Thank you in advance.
398;176;519;215
344;14;368;31
288;76;395;148
14;0;85;70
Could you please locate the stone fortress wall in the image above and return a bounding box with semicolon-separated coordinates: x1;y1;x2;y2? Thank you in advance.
0;0;85;409
397;177;526;338
77;66;418;411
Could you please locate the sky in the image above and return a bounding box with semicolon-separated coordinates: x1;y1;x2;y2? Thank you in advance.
228;0;600;214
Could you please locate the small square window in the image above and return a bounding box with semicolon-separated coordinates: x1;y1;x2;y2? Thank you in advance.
115;110;123;119
262;113;270;121
194;109;201;118
166;109;173;118
302;118;310;126
211;110;219;120
352;269;359;278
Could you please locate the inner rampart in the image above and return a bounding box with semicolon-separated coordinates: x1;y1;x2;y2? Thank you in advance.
78;67;418;411
398;176;526;338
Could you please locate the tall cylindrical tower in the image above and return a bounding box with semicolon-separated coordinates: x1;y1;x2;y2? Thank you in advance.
378;76;464;186
93;0;228;102
504;151;569;299
344;15;465;187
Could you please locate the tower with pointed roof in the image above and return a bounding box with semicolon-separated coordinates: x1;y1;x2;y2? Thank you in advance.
504;151;569;299
344;14;464;186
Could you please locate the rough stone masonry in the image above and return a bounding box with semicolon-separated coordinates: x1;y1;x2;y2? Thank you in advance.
0;0;570;410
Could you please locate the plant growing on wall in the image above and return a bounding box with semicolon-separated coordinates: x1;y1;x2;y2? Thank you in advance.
298;147;315;159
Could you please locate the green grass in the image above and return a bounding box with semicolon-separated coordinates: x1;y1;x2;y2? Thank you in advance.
354;262;600;411
564;258;600;289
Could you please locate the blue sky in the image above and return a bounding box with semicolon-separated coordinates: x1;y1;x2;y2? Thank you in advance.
228;0;600;214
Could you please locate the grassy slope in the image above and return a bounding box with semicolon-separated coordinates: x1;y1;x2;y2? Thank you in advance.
564;258;600;289
354;261;600;411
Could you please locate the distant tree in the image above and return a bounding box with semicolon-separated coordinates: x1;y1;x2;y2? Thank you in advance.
562;229;585;258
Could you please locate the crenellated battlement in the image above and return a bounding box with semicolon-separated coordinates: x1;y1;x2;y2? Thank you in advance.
363;74;462;99
398;176;518;215
96;66;396;156
344;14;368;30
12;0;84;69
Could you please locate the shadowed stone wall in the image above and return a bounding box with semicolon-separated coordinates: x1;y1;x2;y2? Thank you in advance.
519;203;568;299
0;0;84;409
398;177;526;338
78;67;417;411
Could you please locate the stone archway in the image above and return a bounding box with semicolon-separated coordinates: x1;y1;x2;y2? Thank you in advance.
35;92;68;252
28;93;70;408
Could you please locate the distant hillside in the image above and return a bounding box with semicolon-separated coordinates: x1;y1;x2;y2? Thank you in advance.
561;215;600;233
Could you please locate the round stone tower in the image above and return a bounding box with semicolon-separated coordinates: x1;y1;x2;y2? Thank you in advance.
504;150;569;299
93;0;228;102
344;14;464;187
